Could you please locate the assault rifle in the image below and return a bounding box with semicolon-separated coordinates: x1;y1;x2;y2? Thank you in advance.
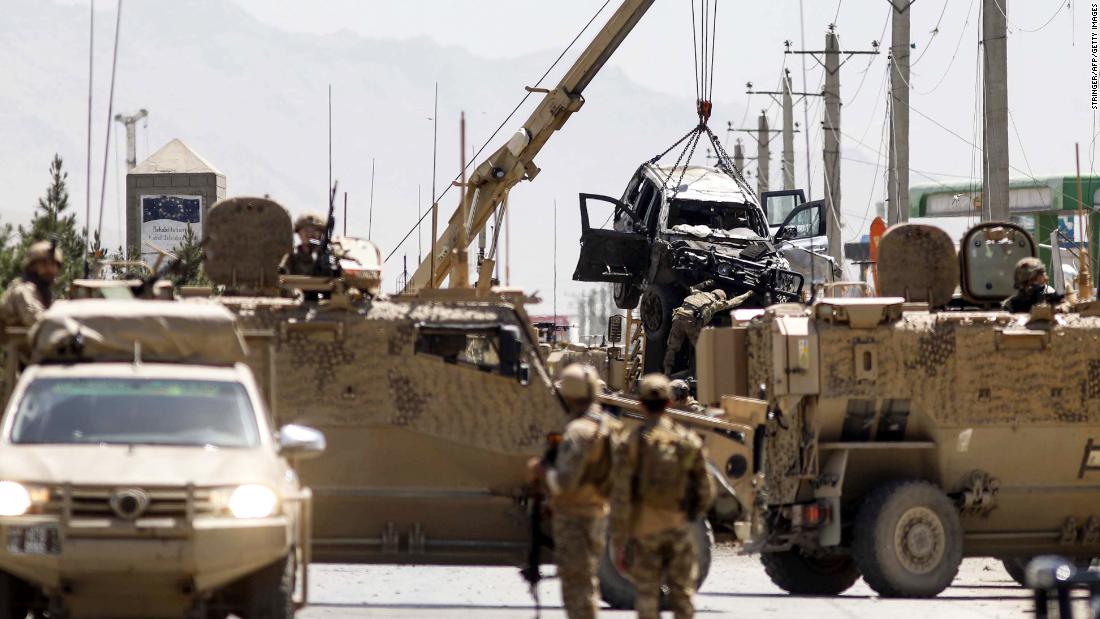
521;432;561;619
311;181;340;278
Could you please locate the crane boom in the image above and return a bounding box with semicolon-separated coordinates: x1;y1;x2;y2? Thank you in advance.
406;0;656;291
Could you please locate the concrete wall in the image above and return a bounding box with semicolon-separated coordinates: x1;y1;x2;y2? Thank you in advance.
125;172;226;255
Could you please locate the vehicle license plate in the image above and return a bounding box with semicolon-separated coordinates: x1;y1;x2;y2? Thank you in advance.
6;525;60;555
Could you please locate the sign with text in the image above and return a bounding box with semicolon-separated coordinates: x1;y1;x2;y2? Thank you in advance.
140;195;202;265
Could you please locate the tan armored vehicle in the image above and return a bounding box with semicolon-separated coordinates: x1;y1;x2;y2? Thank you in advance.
697;221;1100;597
0;300;323;618
204;196;757;608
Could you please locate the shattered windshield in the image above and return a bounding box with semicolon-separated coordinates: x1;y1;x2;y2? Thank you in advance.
667;199;767;239
10;378;260;448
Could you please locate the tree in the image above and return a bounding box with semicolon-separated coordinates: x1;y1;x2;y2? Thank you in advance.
9;155;87;293
169;224;208;287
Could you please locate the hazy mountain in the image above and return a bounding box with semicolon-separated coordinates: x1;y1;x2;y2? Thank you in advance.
1;0;883;322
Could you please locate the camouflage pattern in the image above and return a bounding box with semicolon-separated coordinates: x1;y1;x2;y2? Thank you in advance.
278;244;318;276
609;414;713;618
0;276;49;327
748;298;1100;557
664;288;751;373
552;512;606;619
628;523;698;619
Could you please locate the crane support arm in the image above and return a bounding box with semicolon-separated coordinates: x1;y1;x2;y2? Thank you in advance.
407;0;656;291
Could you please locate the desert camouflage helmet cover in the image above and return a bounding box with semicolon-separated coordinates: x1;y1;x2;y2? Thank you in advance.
639;373;671;401
295;211;326;232
669;379;690;401
555;363;599;401
1014;256;1046;289
712;288;727;301
23;240;62;269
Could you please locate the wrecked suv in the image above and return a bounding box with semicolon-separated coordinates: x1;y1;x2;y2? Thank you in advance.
573;163;833;371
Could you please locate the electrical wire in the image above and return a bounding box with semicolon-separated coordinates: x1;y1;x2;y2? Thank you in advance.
991;0;1070;34
911;0;950;67
916;0;976;96
95;0;123;242
384;0;612;263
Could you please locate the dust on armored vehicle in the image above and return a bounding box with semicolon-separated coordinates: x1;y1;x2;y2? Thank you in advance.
204;196;759;608
698;221;1100;597
572;163;837;371
0;300;323;618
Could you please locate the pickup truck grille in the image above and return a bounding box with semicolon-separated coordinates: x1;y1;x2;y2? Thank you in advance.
42;486;217;519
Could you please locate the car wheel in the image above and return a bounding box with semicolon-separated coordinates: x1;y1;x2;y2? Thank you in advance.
852;480;962;598
639;285;677;340
760;548;860;595
613;282;642;310
239;553;295;619
597;518;712;610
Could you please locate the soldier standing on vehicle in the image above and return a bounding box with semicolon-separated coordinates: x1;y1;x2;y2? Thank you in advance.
1002;257;1060;313
278;211;326;276
1;241;62;327
663;281;752;375
610;373;714;619
528;363;622;619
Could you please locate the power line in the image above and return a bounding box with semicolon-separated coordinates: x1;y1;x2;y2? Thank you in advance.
990;0;1070;34
385;0;612;263
916;0;977;96
911;0;950;66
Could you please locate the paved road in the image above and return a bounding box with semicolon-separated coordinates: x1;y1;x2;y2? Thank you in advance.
299;548;1067;618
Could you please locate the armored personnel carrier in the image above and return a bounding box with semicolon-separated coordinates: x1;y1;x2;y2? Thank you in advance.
0;299;323;618
202;196;759;609
697;221;1100;598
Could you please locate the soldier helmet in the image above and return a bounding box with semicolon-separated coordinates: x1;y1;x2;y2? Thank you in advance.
1013;257;1046;289
23;240;62;269
669;379;690;401
556;363;599;401
638;373;671;401
294;211;326;232
713;289;728;301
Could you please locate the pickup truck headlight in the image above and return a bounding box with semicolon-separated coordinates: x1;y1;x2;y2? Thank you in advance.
0;482;47;517
213;485;278;519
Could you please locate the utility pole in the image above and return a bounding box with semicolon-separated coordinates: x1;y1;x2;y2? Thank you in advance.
452;112;470;288
787;27;879;265
887;1;912;225
757;112;771;196
746;75;814;192
113;109;148;170
782;73;795;190
982;0;1010;221
733;139;745;176
822;30;844;263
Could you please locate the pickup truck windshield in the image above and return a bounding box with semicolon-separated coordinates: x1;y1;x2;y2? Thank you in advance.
667;199;768;238
10;378;260;448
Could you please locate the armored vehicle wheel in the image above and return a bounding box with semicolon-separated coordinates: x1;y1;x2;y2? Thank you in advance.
597;518;713;610
614;282;642;310
852;480;962;598
760;548;860;595
239;553;295;619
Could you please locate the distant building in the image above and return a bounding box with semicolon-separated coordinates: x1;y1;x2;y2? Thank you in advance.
126;139;225;264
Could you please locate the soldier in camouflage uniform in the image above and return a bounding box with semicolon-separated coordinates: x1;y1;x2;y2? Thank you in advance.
1002;257;1059;313
610;374;714;619
669;379;705;415
278;211;326;276
0;241;62;327
663;281;751;375
528;363;622;619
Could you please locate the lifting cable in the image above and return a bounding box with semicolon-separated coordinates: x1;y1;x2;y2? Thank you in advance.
645;0;754;201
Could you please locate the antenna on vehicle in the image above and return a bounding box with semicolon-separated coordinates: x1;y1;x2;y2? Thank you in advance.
133;340;142;366
328;84;333;208
368;158;376;240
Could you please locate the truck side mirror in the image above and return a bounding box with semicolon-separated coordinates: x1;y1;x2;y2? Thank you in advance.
278;424;326;460
607;314;624;344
